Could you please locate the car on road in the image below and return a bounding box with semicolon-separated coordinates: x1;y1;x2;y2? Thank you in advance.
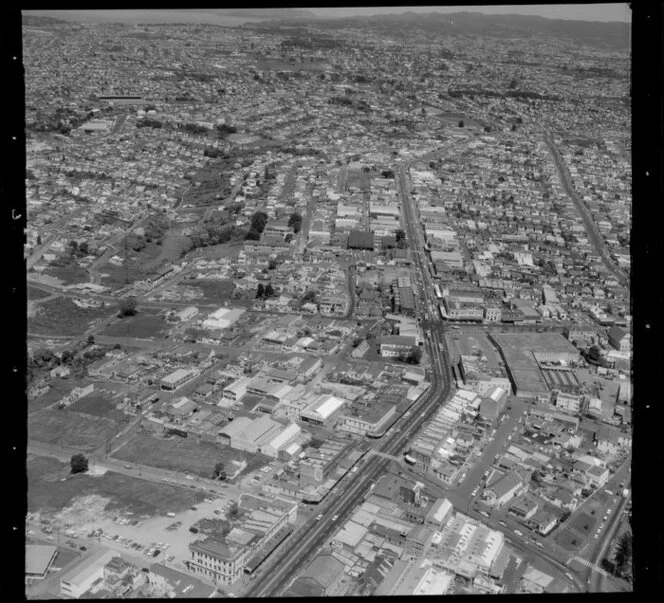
332;514;339;522
316;514;323;521
124;464;133;469
514;530;523;537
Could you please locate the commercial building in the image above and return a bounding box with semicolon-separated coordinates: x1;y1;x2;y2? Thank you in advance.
380;335;417;357
339;402;396;436
160;368;196;391
202;307;245;330
60;548;116;598
300;394;348;426
26;544;58;580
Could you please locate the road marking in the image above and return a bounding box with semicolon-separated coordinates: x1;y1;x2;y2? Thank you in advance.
570;555;612;578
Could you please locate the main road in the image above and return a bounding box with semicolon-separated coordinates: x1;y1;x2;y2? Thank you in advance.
243;167;453;596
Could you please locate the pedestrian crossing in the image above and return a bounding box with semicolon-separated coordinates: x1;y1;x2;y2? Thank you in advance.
570;556;612;578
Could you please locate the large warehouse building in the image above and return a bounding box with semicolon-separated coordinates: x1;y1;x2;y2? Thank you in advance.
489;332;581;399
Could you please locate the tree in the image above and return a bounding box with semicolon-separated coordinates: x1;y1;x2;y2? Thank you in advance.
458;120;464;128
228;502;239;516
70;453;89;474
614;532;632;577
256;283;265;299
36;234;42;245
268;258;279;270
250;211;268;234
407;347;422;364
288;212;303;233
302;290;316;304
118;296;138;317
264;283;275;298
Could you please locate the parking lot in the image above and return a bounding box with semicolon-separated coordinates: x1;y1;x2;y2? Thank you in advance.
28;495;237;573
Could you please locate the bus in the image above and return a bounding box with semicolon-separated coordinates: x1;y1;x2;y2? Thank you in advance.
404;455;417;466
434;284;442;299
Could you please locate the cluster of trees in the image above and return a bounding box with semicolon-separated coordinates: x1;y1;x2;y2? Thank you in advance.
583;345;610;368
245;211;269;241
189;221;240;249
211;462;227;481
300;290;316;305
397;346;423;365
601;532;632;579
395;229;407;249
70;453;89;474
216;124;238;138
288;212;303;233
256;283;277;299
180;122;209;135
118;296;138;317
136;118;163;129
203;146;225;158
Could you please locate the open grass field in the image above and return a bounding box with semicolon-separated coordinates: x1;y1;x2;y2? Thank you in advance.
42;262;90;286
27;285;53;300
29;297;112;337
100;312;171;339
113;432;269;478
553;527;584;551
27;455;206;515
569;511;597;536
29;409;120;452
186;279;236;304
69;392;126;422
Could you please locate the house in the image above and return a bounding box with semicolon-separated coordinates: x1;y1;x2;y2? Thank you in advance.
528;510;558;535
508;495;539;520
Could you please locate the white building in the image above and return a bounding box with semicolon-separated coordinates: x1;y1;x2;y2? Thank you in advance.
60;548;115;598
160;368;196;391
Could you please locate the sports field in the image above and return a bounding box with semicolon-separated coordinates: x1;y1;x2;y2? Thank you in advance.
29;409;120;451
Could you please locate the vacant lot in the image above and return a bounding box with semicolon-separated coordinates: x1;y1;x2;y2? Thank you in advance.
29;409;120;451
29;297;112;337
69;392;126;422
186;279;236;303
28;377;77;413
27;455;205;515
100;312;171;339
113;432;269;478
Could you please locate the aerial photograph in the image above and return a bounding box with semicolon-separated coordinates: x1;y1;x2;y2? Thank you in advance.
22;5;634;598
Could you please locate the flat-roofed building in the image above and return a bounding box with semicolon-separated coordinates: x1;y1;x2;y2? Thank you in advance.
339;402;396;436
60;548;115;598
26;544;58;580
160;368;196;391
300;394;347;425
187;538;251;585
222;376;252;402
380;335;417;357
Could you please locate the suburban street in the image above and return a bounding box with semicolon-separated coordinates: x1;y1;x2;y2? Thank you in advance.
543;132;628;287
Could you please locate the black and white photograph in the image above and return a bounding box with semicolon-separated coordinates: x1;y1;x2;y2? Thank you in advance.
16;4;649;598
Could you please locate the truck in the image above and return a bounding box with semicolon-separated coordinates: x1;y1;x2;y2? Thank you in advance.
622;488;630;498
166;512;176;518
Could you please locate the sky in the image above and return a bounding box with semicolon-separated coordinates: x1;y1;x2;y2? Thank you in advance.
310;5;631;23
